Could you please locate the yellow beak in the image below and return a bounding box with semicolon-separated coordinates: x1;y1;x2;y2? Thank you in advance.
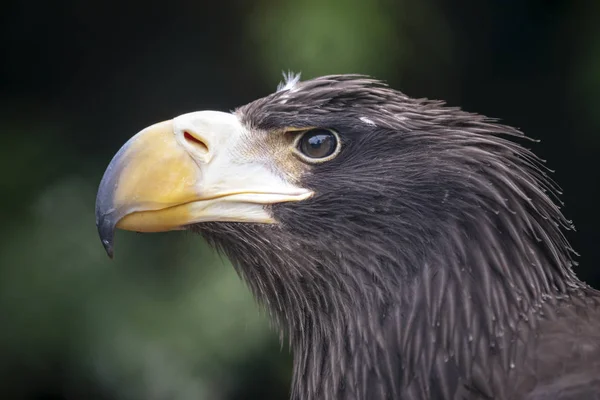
95;111;312;257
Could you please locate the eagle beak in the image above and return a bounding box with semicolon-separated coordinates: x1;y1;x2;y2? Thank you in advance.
95;111;312;258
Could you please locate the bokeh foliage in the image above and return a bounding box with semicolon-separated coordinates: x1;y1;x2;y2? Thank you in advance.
249;0;400;78
1;0;599;399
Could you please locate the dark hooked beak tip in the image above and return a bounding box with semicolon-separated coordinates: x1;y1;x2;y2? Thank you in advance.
96;213;115;259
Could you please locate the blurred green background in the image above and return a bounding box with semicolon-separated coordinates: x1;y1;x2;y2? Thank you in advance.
1;0;599;399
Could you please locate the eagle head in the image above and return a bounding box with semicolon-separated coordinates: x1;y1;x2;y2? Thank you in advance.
95;74;586;399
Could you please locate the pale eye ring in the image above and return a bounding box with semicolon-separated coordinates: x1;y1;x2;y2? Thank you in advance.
293;128;341;163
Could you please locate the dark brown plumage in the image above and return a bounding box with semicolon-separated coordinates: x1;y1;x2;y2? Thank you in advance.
98;74;600;399
199;75;600;399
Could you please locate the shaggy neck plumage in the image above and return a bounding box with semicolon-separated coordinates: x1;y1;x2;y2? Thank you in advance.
201;187;583;399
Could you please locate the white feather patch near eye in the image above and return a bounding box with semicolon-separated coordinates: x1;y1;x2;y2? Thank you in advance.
277;71;302;92
360;116;376;126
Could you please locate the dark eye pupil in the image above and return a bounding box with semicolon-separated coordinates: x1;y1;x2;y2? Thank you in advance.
299;130;337;159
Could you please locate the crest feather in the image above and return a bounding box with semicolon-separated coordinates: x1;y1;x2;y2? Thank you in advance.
277;71;302;92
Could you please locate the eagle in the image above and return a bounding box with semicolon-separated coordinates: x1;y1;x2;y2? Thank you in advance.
95;74;600;399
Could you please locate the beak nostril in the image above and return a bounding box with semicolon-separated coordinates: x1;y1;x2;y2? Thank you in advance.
183;131;209;154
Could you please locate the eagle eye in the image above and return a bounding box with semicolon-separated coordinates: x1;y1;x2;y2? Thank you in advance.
295;129;340;162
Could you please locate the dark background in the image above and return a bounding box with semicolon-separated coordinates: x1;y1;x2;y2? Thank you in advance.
1;0;599;399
